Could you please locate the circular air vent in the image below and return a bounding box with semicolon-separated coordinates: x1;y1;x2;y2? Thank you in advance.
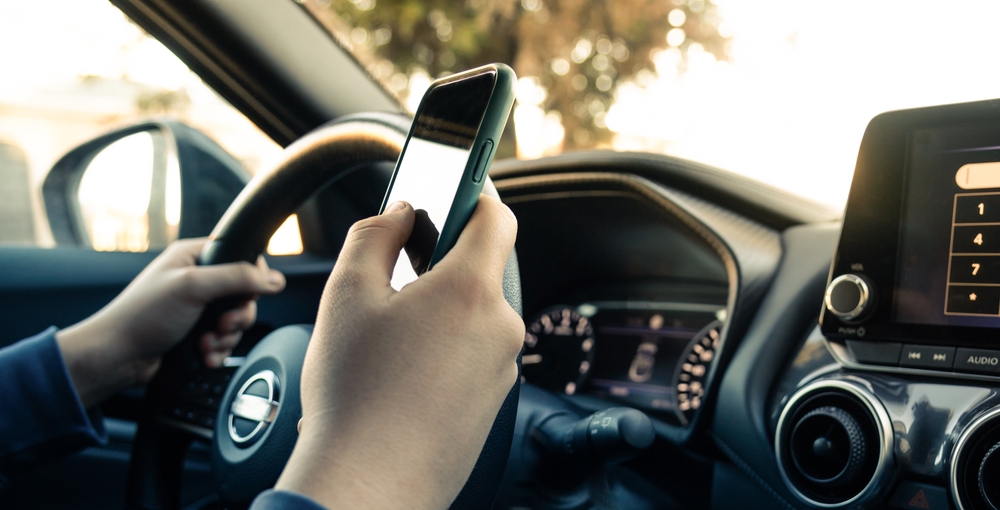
951;407;1000;510
775;379;894;508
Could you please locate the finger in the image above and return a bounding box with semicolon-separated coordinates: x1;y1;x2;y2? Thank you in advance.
213;332;242;353
200;331;242;353
181;262;285;304
200;332;222;368
200;332;241;367
333;201;414;292
161;238;210;267
204;350;232;369
215;301;257;335
432;195;517;287
256;255;270;271
200;332;216;355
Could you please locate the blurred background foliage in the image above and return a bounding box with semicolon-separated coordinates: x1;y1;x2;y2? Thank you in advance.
304;0;727;158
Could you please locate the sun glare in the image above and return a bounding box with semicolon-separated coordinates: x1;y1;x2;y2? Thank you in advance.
267;215;304;256
8;0;1000;244
492;0;1000;209
604;0;1000;208
77;132;155;252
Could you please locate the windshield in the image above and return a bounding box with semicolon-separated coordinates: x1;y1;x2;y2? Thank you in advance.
305;0;1000;209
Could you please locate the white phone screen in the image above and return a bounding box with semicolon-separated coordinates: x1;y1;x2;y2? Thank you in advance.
383;71;496;290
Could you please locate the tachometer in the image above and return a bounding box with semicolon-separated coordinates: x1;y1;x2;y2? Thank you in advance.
673;321;722;424
522;306;595;395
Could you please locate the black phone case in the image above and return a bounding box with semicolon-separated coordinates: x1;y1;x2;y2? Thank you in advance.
379;63;516;270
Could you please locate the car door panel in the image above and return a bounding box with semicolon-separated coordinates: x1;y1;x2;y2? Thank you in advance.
0;248;158;347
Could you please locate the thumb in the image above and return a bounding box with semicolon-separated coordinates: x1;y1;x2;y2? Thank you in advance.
333;201;415;292
181;261;286;304
432;195;517;288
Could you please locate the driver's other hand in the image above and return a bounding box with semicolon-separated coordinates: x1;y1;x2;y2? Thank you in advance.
277;196;523;510
56;238;286;408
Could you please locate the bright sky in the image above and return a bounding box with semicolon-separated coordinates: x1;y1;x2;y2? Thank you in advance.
0;0;283;249
5;0;1000;212
0;1;194;97
607;0;1000;209
0;0;280;181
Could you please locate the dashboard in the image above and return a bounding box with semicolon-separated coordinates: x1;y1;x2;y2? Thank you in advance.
492;168;779;444
299;102;1000;510
488;159;786;508
488;99;1000;510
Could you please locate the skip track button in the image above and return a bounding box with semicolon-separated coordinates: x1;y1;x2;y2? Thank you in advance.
900;345;956;370
955;347;1000;375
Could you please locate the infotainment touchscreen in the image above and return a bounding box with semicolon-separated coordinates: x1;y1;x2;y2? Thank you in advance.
894;122;1000;327
822;100;1000;368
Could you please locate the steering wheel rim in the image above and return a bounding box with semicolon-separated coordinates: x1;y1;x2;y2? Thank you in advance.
125;113;522;509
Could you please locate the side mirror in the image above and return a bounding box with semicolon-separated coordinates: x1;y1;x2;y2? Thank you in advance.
42;121;250;250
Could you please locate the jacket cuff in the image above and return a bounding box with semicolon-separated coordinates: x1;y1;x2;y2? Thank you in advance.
0;327;108;485
250;489;329;510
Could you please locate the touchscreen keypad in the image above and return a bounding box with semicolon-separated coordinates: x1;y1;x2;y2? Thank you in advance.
947;192;1000;315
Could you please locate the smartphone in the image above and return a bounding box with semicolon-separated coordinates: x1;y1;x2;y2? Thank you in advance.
380;63;516;290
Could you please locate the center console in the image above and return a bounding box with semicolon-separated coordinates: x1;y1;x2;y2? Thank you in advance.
775;99;1000;510
822;101;1000;376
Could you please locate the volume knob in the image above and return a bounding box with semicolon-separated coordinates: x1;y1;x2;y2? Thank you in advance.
825;274;872;322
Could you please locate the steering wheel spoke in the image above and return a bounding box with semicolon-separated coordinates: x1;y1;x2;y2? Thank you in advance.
157;365;238;440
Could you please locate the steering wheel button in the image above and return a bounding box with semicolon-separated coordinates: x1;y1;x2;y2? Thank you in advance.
193;394;218;407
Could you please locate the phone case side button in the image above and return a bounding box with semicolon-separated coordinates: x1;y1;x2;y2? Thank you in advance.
472;139;495;183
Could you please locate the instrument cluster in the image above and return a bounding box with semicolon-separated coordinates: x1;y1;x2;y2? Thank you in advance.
522;301;725;424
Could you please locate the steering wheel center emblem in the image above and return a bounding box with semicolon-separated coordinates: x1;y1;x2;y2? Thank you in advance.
228;370;280;446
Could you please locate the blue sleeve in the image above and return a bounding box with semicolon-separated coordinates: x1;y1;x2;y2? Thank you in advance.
250;489;328;510
0;327;107;488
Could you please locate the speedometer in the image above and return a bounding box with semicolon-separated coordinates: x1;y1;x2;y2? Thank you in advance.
673;321;722;424
522;306;595;395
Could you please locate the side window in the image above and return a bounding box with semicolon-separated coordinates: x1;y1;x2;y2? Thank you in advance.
0;1;291;253
0;143;35;244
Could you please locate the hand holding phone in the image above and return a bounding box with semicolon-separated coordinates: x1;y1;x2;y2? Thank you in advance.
380;63;516;289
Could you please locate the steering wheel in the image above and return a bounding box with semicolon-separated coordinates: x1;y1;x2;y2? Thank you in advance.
125;113;523;510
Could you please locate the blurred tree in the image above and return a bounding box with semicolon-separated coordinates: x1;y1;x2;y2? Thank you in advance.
307;0;726;154
136;88;192;115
